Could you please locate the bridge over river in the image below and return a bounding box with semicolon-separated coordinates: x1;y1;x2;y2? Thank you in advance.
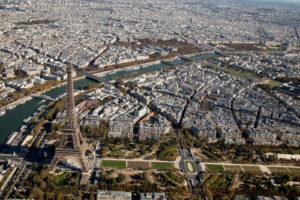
77;71;113;86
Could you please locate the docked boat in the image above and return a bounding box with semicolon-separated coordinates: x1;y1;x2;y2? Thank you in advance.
23;116;32;124
5;132;18;146
38;99;46;104
0;110;5;116
7;104;16;110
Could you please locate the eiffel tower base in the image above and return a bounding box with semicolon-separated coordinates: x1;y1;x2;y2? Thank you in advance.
49;149;91;184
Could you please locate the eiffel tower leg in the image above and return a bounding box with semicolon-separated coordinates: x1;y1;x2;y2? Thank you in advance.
49;156;61;171
78;155;89;173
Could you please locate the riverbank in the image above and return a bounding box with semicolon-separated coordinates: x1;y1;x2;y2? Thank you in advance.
94;51;214;77
0;96;33;114
0;75;90;114
0;51;217;145
95;60;163;77
0;51;215;114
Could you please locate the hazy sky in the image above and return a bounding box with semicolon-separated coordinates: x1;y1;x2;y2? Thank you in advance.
254;0;300;3
235;0;300;5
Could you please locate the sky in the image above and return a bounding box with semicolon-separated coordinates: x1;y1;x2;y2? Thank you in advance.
251;0;300;4
234;0;300;6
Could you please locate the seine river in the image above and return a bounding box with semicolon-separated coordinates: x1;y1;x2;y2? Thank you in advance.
0;53;216;144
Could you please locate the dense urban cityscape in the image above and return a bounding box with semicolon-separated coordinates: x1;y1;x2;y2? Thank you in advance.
0;0;300;199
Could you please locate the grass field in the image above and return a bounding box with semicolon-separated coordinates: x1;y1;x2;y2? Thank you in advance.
259;80;283;90
268;167;290;174
205;174;219;186
224;165;243;173
202;150;219;160
56;173;67;181
203;63;260;81
159;172;184;186
101;160;126;168
151;162;174;170
185;161;196;173
287;168;300;175
204;174;232;190
127;161;150;169
242;166;262;174
266;80;282;89
158;146;179;161
108;150;126;157
209;174;232;189
55;172;77;187
205;164;225;172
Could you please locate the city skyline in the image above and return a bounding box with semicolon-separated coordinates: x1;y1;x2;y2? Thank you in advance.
0;0;299;199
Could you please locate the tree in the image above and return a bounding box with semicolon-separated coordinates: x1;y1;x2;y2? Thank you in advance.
55;192;64;200
28;186;44;200
44;192;55;200
116;173;126;183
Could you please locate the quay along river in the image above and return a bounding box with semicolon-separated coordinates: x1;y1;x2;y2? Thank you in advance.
0;53;216;145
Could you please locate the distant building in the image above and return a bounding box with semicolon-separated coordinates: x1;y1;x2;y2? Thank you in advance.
279;129;300;147
139;123;170;140
192;125;218;143
0;87;15;98
256;196;288;200
108;121;134;138
2;72;15;78
53;70;76;80
0;81;6;90
41;74;61;81
21;67;42;76
140;192;167;200
138;114;171;140
97;190;132;200
108;105;149;138
248;128;280;146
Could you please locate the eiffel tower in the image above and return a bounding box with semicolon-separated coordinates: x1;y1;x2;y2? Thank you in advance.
49;65;89;173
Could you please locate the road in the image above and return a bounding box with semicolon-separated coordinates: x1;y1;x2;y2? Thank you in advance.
178;147;205;199
88;142;101;184
179;148;202;184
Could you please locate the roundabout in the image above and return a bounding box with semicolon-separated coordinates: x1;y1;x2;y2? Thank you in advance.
185;160;196;174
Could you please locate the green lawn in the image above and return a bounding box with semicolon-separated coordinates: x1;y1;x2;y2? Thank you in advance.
205;174;219;186
56;173;67;181
203;63;260;81
101;160;126;168
159;172;183;187
295;186;300;193
258;80;283;90
204;174;232;190
158;146;179;161
268;167;290;174
185;161;196;173
287;168;300;175
151;162;174;170
205;164;225;172
224;165;243;173
55;172;77;187
202;150;219;160
108;150;126;157
242;166;262;174
209;174;232;189
266;80;282;89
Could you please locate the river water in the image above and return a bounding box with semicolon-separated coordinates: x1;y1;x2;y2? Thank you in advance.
0;53;216;144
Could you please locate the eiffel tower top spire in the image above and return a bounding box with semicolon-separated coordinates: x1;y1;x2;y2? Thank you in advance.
64;65;77;130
